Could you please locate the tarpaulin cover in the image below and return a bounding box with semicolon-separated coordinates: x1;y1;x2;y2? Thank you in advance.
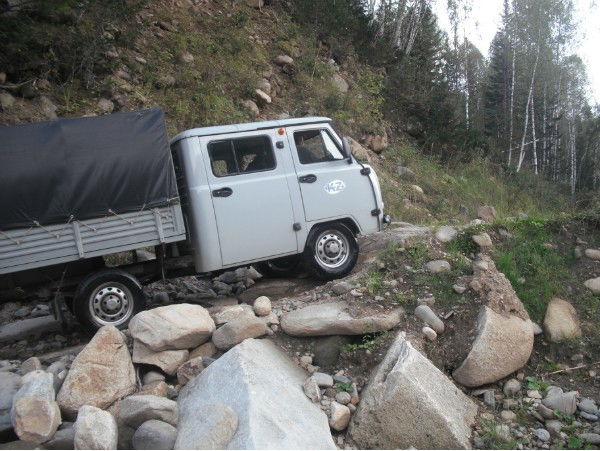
0;108;178;230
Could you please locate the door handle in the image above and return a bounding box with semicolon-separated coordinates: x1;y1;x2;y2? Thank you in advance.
298;174;317;183
212;187;233;197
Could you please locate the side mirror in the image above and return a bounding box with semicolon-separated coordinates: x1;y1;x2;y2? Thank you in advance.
342;137;353;163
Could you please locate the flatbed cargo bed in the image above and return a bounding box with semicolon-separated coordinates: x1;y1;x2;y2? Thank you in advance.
0;203;186;275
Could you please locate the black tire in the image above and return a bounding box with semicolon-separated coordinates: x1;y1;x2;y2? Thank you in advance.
73;268;146;335
302;223;358;280
256;255;302;278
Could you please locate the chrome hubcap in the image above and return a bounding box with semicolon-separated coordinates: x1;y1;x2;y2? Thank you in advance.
89;282;134;326
315;230;349;269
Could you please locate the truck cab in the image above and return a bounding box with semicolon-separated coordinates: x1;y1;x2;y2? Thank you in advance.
171;117;387;280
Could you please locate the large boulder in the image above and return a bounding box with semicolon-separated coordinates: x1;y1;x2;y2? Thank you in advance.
132;340;189;376
177;338;335;449
0;372;21;435
129;304;215;351
73;405;118;450
11;370;61;444
453;256;534;387
348;334;477;449
543;298;582;342
281;302;403;337
452;307;533;387
584;277;600;294
57;326;136;416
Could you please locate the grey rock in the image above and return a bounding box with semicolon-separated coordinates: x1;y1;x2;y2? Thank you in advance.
542;388;577;415
274;55;294;66
303;377;321;403
211;316;268;350
13;307;30;319
242;99;260;118
422;326;437;341
97;98;114;114
313;336;351;367
0;371;21;412
579;433;600;445
453;284;467;294
435;226;457;243
424;260;451;273
580;411;598;421
129;304;215;352
335;392;352;405
534;428;551;442
578;398;599;415
545;420;562;437
143;371;166;386
74;405;118;450
177;339;335;449
503;379;522;397
500;410;516;422
133;419;177;450
414;305;444;334
483;391;495;408
312;372;334;388
543;298;582;342
119;395;178;429
332;282;353;295
212;304;254;326
281;302;403;337
348;333;477;449
477;206;497;222
0;91;15;111
44;426;75;449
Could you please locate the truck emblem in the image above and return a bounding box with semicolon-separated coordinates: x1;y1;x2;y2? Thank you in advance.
324;180;346;195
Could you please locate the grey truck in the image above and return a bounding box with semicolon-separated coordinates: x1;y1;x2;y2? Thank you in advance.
0;109;388;333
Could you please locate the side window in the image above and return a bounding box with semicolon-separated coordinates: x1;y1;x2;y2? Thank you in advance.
294;129;344;164
208;135;275;177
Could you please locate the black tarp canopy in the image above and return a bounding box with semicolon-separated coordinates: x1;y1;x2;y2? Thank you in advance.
0;108;178;230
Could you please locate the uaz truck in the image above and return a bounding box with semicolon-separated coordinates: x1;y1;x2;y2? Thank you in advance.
0;109;387;332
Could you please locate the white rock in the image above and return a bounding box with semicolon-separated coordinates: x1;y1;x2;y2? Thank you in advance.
472;233;493;247
312;372;334;388
303;376;321;403
348;334;477;449
129;304;215;352
241;99;260;118
584;277;600;294
329;401;351;431
274;55;294;65
542;387;577;415
543;298;582;342
422;326;437;341
503;379;521;397
177;339;335;449
435;226;457;242
74;405;118;450
414;305;444;334
453;284;467;294
13;397;61;444
584;249;600;260
425;260;451;273
253;296;271;317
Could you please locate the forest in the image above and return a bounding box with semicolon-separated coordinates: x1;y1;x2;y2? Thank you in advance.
292;0;600;196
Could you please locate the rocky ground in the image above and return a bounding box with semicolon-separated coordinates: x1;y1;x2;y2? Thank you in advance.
0;219;599;450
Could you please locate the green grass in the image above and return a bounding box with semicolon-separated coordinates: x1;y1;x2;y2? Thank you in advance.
479;420;518;450
360;269;385;295
492;219;575;322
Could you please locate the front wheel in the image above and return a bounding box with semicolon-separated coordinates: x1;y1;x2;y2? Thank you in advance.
73;268;146;335
303;223;358;280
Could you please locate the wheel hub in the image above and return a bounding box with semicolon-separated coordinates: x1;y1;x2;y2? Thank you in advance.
315;230;349;269
90;283;132;326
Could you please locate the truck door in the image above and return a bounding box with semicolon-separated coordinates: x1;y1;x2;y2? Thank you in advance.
287;125;379;234
201;131;298;266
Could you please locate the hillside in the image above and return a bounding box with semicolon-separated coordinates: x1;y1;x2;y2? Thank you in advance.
0;0;579;224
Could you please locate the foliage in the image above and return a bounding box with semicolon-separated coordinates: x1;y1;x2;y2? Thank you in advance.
525;376;549;392
335;383;352;393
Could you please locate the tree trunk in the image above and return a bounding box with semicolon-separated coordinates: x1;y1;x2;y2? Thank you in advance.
516;43;540;172
531;93;538;174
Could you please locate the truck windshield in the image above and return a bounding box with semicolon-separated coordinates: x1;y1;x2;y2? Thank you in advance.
294;129;344;164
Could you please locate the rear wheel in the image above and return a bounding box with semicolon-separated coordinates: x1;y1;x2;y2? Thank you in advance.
73;269;146;335
303;223;358;280
256;255;301;278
